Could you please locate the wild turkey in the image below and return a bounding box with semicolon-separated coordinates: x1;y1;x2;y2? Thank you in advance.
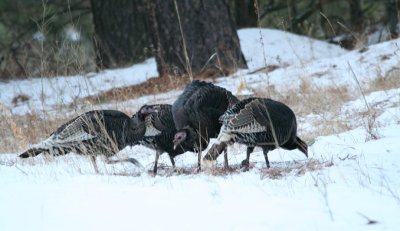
19;110;145;172
136;104;187;174
172;80;239;169
203;97;308;169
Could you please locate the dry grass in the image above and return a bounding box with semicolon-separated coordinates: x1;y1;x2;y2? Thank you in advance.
2;33;398;178
2;65;395;155
254;78;352;117
367;67;400;93
200;159;334;179
80;75;190;104
0;73;207;154
1;71;388;155
261;159;334;180
0;112;68;153
248;65;397;143
80;69;228;105
251;78;353;141
0;106;139;155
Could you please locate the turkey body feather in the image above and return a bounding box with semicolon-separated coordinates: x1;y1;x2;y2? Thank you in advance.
205;97;308;168
172;80;238;169
172;80;238;151
171;80;239;169
19;110;145;171
137;104;188;173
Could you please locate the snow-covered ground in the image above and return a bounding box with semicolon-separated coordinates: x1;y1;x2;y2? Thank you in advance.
0;58;158;116
1;28;400;231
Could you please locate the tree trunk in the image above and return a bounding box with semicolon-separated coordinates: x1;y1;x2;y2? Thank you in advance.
145;0;247;78
348;0;364;33
91;0;149;69
385;0;399;38
233;0;258;28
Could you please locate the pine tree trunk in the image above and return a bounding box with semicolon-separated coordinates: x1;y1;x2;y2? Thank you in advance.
385;0;399;38
91;0;149;69
348;0;364;33
146;0;247;78
233;0;258;28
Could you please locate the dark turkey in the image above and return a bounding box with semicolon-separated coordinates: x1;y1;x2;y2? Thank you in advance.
19;110;145;172
172;80;239;169
203;97;308;169
136;104;187;174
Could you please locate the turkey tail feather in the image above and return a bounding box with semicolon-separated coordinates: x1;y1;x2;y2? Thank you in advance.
19;148;45;158
295;137;308;157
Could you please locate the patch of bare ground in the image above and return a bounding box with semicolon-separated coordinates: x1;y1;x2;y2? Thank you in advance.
194;159;334;178
111;172;142;177
260;159;334;180
79;75;191;104
79;69;226;105
204;164;249;176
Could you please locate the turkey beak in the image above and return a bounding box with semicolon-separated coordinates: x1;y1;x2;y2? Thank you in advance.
173;140;179;150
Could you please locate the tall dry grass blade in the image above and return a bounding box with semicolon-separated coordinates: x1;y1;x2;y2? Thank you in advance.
174;0;193;81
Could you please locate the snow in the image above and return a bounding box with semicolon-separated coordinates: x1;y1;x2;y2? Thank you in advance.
234;36;400;94
238;28;347;70
0;58;158;115
1;28;400;231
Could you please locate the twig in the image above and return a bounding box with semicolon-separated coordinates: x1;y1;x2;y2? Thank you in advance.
338;154;357;161
320;12;336;37
15;165;28;176
357;212;378;225
254;0;270;96
336;21;363;47
199;53;217;74
348;62;379;140
311;173;334;221
174;0;193;81
380;169;400;204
